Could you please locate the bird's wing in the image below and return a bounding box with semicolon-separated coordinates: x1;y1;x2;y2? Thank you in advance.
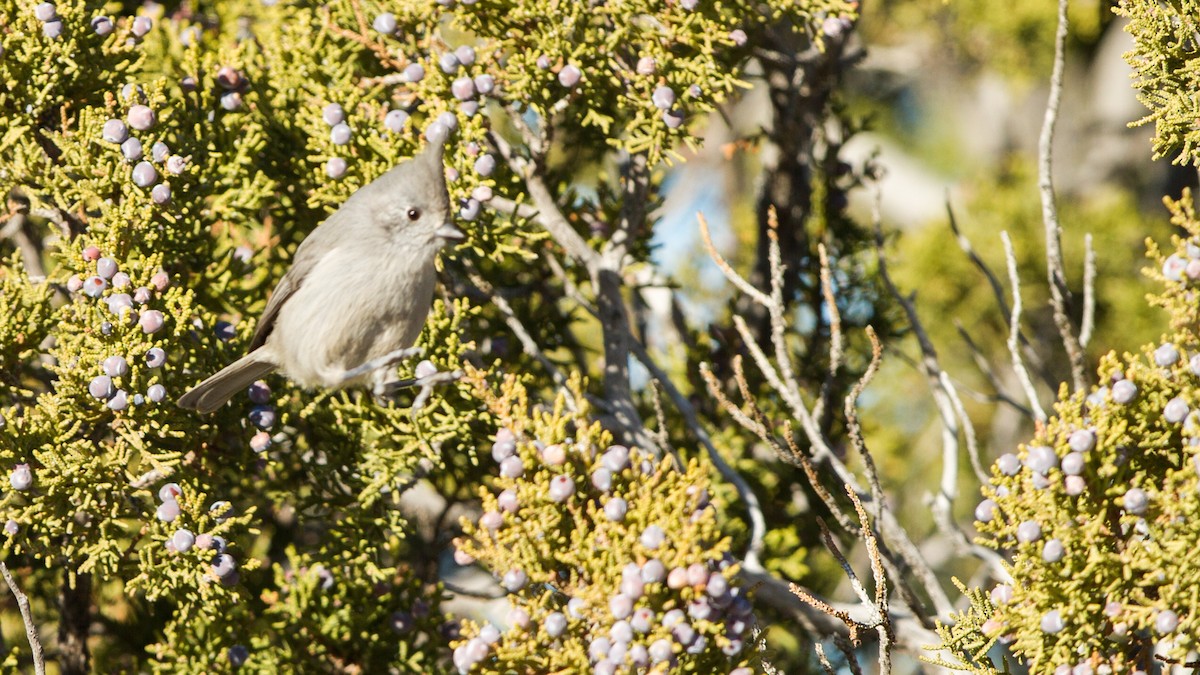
248;216;342;351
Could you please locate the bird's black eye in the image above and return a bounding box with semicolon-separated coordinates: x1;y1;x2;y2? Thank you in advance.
407;208;421;221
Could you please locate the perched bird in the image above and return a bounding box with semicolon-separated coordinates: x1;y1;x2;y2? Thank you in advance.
178;142;463;413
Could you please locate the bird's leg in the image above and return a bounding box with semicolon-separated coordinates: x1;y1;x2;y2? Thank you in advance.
337;346;425;389
382;369;465;410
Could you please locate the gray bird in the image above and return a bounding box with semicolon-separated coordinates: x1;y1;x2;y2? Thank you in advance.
177;142;463;413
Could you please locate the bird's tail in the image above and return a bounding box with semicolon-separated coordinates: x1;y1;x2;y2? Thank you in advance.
177;351;277;413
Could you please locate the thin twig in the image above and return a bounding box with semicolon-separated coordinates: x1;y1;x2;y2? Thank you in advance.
941;371;989;486
0;562;44;675
697;212;770;306
632;345;766;566
1080;233;1096;348
1038;0;1087;392
1002;232;1048;422
812;244;844;423
846;488;893;675
463;266;577;411
844;327;886;514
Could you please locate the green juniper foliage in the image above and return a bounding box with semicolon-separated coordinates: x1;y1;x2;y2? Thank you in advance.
934;193;1200;673
0;0;853;671
454;372;750;674
1117;0;1200;166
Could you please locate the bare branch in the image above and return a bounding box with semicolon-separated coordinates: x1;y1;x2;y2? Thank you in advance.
1039;0;1087;392
1002;232;1049;423
0;562;44;675
697;212;770;306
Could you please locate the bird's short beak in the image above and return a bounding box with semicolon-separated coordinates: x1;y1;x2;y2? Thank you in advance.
435;223;466;242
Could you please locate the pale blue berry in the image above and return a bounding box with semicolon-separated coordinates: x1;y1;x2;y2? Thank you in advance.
609;594;632;619
491;437;516;462
497;488;519;513
602;445;630;472
1155;342;1180;366
1061;452;1084;475
974;498;997;523
640;524;665;549
548;474;574;502
479;511;502;531
322;103;344;126
42;19;63;39
34;3;57;21
454;45;476;65
173;528;195;552
139;310;164;333
151;183;171;204
1025;446;1058;474
96;257;118;279
156;499;180;522
662;109;684;128
404;63;425;82
1155;609;1179;634
501;568;527;592
591;468;612;492
652;86;676;110
132;161;158;187
372;12;397;34
219;91;243;111
641;558;665;583
1016;520;1042;543
1040;610;1063;634
131;16;152;37
330;122;351;145
473;154;496;176
1042;538;1065;563
474;74;495;95
212;553;237;579
1163;254;1186;281
1112;379;1137;403
544;611;566;637
439;52;460;74
128;105;156;131
250;432;271;453
1166;397;1190;423
228;645;248;668
9;465;32;491
384;110;408;133
1068;429;1096;453
91;15;113;35
152;141;169;162
603;497;627;522
558;64;581;88
121;137;143;161
1123;487;1148;515
248;405;275;429
451;77;476;100
630;607;653;633
996;453;1021;475
147;384;166;402
103;355;129;377
648;638;673;663
325;157;347;179
158;483;181;501
89;375;115;399
499;455;524;478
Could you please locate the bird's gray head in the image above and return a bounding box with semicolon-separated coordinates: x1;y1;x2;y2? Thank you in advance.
364;142;464;249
